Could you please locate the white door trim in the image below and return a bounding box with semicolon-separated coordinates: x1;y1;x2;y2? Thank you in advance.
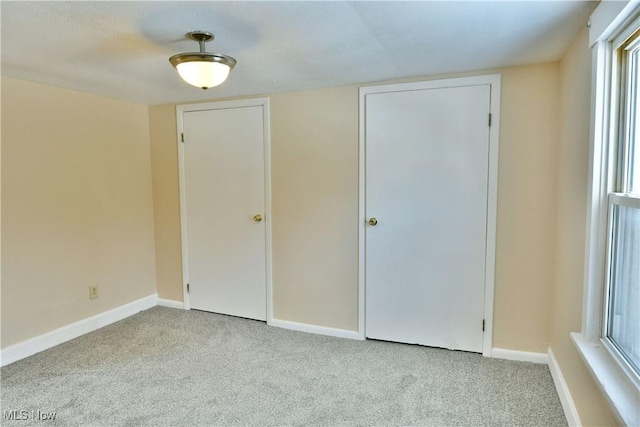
176;98;273;323
358;75;501;356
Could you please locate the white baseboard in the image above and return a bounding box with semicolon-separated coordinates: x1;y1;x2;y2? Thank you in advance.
548;347;582;426
269;318;361;340
491;347;549;364
0;294;158;367
157;298;184;309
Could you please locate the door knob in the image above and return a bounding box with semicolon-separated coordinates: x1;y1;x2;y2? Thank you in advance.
253;214;263;222
368;217;378;226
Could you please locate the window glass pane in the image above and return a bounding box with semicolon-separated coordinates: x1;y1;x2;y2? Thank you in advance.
607;203;640;373
629;47;639;194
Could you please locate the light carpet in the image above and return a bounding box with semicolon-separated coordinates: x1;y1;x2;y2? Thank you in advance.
1;307;566;426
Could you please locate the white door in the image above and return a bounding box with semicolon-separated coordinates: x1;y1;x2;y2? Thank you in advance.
365;83;492;352
181;102;268;321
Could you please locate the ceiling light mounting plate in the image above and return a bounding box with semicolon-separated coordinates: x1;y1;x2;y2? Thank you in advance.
187;31;214;43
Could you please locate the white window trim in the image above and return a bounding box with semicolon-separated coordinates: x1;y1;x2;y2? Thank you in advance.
577;2;640;426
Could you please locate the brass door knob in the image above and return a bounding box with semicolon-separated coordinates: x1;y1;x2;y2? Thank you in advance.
253;214;263;222
368;217;378;226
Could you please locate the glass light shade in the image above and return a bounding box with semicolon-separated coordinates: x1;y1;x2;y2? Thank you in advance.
176;61;231;89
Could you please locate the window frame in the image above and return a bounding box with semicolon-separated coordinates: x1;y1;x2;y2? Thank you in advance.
574;3;640;426
600;23;640;385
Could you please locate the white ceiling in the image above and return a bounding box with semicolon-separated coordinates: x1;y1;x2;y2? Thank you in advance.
1;1;597;106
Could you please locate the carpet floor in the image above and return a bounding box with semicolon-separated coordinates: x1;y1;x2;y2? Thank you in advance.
1;307;566;426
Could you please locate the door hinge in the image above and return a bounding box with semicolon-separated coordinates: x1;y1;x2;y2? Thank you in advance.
186;283;190;293
181;133;185;143
488;113;492;127
482;319;485;331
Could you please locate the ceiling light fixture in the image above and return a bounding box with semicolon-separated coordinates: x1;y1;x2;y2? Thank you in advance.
169;31;237;90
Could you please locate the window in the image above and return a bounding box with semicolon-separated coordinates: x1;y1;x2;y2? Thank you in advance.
574;4;640;426
602;26;640;381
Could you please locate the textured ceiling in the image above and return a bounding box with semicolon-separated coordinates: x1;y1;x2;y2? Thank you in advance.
0;1;597;105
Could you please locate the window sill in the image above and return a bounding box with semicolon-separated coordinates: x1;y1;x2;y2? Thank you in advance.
571;332;639;426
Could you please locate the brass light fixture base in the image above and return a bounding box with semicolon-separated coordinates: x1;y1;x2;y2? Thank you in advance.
187;31;214;43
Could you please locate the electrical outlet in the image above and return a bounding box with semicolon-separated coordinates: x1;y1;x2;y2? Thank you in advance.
89;286;99;300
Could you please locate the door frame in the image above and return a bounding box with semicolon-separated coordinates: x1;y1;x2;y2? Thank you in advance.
358;75;501;356
176;98;273;323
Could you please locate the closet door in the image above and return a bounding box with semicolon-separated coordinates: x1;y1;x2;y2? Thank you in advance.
181;101;268;321
364;83;492;352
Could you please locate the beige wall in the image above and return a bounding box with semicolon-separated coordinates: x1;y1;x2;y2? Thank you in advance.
1;77;157;348
270;87;359;329
150;63;560;349
552;27;617;426
149;105;183;302
491;63;560;352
